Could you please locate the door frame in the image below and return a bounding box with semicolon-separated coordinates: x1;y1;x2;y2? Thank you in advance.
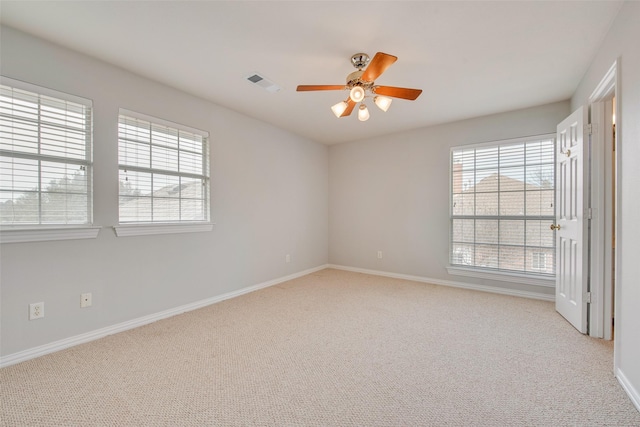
587;60;620;360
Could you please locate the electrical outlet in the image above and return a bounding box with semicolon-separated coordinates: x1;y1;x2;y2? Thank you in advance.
80;293;92;308
377;251;383;259
286;254;291;263
29;302;44;320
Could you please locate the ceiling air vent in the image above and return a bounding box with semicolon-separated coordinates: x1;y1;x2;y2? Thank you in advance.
245;73;282;93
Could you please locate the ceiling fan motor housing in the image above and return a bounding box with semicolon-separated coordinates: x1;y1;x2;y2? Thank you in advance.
346;70;374;92
346;70;363;84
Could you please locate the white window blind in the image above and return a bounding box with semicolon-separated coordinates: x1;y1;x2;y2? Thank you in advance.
118;110;210;224
450;135;556;276
0;77;93;226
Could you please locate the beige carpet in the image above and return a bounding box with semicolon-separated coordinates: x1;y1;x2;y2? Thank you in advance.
1;268;639;426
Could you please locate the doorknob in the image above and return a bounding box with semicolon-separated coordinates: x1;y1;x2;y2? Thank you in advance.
550;224;561;230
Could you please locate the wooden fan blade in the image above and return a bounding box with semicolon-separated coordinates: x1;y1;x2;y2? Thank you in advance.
297;85;345;91
375;86;422;100
361;52;398;82
340;99;356;117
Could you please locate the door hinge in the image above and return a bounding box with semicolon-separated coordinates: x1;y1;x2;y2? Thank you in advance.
584;292;592;304
585;123;597;135
587;207;593;220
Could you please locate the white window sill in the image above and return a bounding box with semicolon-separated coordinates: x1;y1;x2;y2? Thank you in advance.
113;223;214;237
447;265;555;288
0;226;101;244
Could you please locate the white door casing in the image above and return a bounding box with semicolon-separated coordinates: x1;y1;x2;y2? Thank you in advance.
587;60;618;341
587;99;615;340
555;107;588;334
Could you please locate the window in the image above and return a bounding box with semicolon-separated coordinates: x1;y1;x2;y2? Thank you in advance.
450;135;555;277
531;252;548;271
118;109;210;225
0;77;93;227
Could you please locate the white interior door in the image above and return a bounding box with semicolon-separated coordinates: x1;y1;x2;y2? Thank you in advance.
555;107;588;333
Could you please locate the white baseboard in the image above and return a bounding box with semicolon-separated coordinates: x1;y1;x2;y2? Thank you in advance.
327;264;555;301
0;264;329;368
616;368;640;412
7;263;635;411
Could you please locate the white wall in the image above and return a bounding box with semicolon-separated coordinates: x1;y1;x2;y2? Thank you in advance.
571;0;640;408
0;27;329;357
329;101;570;296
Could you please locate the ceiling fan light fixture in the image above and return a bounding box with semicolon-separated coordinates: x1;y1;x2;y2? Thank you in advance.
331;101;349;118
358;104;370;121
374;95;393;112
349;86;365;103
297;52;422;120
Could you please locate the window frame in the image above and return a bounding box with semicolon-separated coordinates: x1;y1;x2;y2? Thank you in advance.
0;76;99;243
446;134;556;287
113;109;213;237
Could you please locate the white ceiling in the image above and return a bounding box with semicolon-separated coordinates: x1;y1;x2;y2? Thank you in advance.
0;1;623;145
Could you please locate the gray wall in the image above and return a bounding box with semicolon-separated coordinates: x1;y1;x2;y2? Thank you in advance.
0;27;329;357
571;0;640;406
3;2;640;407
329;101;569;296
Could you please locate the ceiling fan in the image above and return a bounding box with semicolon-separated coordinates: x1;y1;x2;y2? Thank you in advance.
297;52;422;121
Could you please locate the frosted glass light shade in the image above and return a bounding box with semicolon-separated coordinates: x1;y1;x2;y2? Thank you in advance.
374;95;392;112
358;104;370;121
331;101;348;118
349;86;365;103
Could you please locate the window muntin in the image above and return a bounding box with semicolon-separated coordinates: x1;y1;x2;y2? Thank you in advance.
531;251;548;271
0;78;93;226
118;110;210;224
450;135;555;276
